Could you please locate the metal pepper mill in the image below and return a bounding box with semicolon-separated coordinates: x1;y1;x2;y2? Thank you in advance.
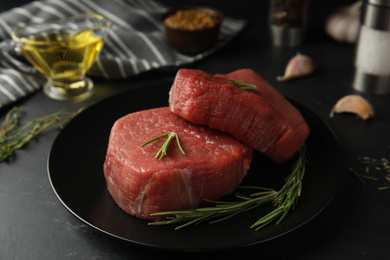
353;0;390;95
269;0;309;47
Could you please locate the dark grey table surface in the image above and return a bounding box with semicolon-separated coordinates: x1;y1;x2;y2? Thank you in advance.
1;0;390;259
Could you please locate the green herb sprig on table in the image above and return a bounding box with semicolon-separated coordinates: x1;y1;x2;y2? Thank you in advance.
0;107;81;162
149;144;309;230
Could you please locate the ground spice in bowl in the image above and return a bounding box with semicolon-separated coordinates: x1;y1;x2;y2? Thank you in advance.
164;9;221;31
161;6;224;54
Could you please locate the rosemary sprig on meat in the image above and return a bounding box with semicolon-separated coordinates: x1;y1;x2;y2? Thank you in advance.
141;132;185;159
229;79;257;90
0;107;80;162
149;144;309;230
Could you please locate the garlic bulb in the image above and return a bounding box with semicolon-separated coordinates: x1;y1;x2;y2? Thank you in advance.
325;1;362;44
330;95;374;120
277;53;315;81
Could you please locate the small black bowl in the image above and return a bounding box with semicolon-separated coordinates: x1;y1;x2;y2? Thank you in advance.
161;6;224;55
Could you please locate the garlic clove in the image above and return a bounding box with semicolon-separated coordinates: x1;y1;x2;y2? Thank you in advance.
277;53;315;81
330;94;374;120
325;1;362;44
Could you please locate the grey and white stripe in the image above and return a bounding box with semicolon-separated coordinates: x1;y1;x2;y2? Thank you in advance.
0;0;246;108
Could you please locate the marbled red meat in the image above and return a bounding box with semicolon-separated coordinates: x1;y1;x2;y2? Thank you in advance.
103;107;252;221
169;68;310;164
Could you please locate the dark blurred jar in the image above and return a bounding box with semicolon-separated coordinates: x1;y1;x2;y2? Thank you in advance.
269;0;309;47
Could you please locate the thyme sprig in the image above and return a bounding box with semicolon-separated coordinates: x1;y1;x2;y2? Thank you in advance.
229;79;257;90
149;145;309;230
141;132;185;160
0;107;81;162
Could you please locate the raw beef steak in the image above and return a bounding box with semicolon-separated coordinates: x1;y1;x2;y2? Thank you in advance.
169;68;310;164
103;107;253;221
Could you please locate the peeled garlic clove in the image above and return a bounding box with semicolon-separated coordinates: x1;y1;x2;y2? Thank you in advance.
277;53;315;81
330;95;374;120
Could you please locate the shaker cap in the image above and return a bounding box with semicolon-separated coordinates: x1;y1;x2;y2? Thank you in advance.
368;0;390;7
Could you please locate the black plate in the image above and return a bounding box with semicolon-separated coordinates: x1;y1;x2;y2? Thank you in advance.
47;82;344;251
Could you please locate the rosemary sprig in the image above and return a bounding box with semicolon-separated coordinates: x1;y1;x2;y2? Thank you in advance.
229;79;257;90
141;132;185;160
348;167;378;185
149;144;309;230
251;145;309;230
149;187;277;230
0;107;81;162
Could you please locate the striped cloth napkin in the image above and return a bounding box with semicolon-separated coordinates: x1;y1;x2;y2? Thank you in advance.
0;0;246;108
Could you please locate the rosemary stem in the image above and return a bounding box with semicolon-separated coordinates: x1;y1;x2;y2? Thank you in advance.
148;144;309;231
0;107;80;162
141;131;185;160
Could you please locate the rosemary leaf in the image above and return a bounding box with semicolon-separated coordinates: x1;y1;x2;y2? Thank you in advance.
348;167;378;185
229;79;257;90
